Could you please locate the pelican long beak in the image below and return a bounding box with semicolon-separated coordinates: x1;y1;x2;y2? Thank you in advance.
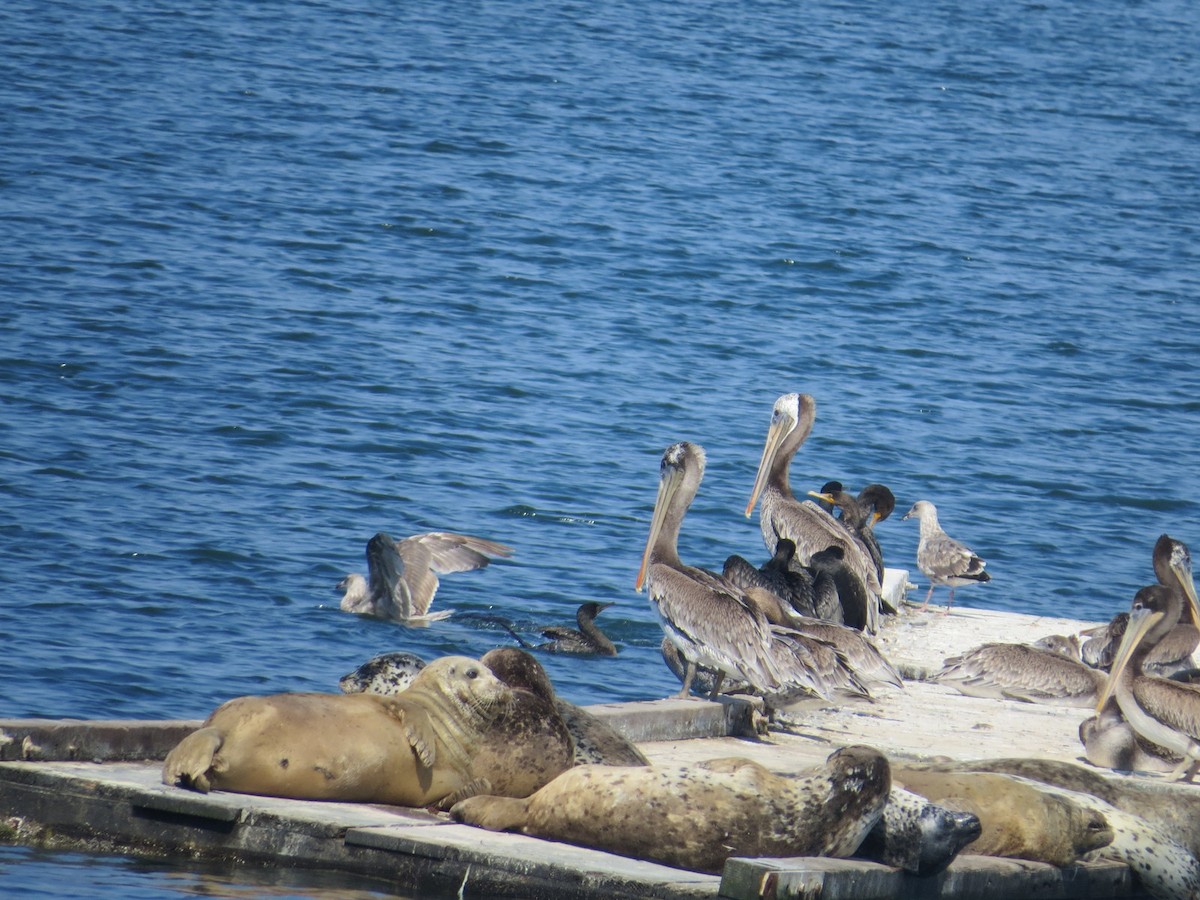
636;465;684;592
745;416;792;518
1094;604;1166;712
1171;553;1200;630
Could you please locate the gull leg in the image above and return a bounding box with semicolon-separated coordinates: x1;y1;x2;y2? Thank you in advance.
919;583;936;611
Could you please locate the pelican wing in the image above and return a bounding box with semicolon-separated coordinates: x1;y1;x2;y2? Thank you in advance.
647;563;783;693
787;619;903;690
768;626;872;701
763;495;882;596
937;643;1103;707
1131;676;1200;741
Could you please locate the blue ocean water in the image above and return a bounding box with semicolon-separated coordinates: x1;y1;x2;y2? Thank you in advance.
1;0;1198;894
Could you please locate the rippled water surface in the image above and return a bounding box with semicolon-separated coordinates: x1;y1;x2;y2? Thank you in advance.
2;0;1198;894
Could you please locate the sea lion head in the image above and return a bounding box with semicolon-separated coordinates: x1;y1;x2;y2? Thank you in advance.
1068;802;1114;857
339;651;427;695
408;655;514;723
481;648;556;702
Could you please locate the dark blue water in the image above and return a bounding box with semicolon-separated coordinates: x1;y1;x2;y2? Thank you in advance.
2;0;1198;894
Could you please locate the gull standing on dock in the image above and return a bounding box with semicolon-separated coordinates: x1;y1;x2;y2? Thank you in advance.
636;441;867;703
1094;535;1200;780
902;500;990;612
744;393;883;631
338;530;513;624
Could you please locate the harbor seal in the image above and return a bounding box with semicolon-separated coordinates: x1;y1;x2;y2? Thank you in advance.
479;648;648;767
163;656;515;808
342;649;647;767
893;769;1112;867
451;745;890;874
856;788;982;875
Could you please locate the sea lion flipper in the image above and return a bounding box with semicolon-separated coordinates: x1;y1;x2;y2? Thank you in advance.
162;726;224;793
439;776;495;810
377;696;438;767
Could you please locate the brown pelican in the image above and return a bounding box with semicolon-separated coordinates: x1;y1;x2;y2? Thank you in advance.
744;393;882;631
535;602;619;656
337;530;513;624
935;642;1106;707
636;441;868;703
1033;633;1083;660
1080;698;1181;774
1094;535;1200;780
901;500;990;612
1084;612;1199;677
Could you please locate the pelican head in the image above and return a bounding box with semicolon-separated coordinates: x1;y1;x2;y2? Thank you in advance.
1094;583;1177;713
745;392;816;517
1155;534;1200;629
636;442;705;592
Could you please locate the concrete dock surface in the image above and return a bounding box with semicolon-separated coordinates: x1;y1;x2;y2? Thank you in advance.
1;596;1194;899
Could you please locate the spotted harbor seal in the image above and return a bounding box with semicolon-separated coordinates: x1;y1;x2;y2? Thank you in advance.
856;788;982;875
341;648;648;767
893;769;1113;867
451;745;891;874
163;656;515;808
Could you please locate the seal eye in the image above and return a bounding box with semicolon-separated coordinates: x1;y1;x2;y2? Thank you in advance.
466;667;479;679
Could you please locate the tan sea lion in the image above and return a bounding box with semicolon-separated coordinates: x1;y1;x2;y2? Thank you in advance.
913;757;1200;863
893;769;1112;867
163;656;515;808
451;745;891;874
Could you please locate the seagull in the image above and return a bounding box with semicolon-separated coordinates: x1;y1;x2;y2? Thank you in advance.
337;530;512;624
901;500;990;612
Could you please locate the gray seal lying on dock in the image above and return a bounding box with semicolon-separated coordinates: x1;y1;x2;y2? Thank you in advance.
856;787;982;875
893;769;1113;867
340;649;648;767
164;656;525;808
451;745;891;874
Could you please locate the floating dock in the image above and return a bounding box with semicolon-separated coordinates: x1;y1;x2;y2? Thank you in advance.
2;594;1196;899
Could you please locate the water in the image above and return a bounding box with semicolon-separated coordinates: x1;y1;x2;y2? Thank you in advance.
2;0;1197;894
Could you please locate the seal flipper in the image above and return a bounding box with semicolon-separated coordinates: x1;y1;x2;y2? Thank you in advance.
451;794;532;832
162;726;224;793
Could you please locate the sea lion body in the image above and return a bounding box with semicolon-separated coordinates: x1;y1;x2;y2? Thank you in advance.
452;745;890;874
914;758;1200;900
163;656;513;807
894;769;1112;867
